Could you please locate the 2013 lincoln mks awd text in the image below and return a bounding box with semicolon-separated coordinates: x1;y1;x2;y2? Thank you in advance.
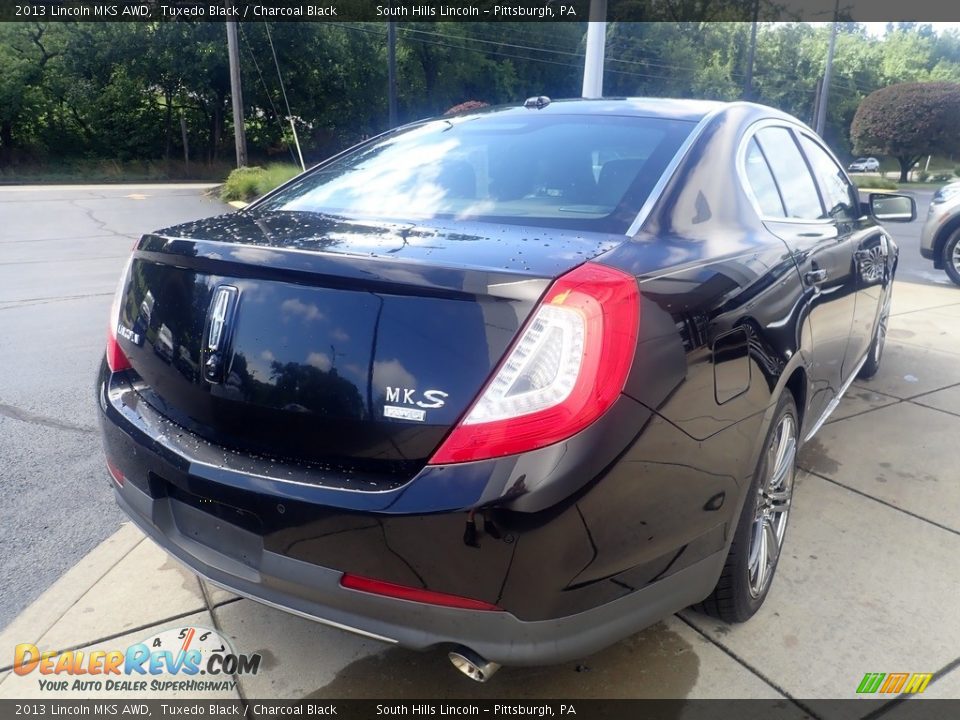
97;98;915;681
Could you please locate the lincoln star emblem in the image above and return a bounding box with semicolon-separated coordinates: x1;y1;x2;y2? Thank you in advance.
203;285;239;383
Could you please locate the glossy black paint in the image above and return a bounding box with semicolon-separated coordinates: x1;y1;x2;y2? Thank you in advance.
98;99;898;648
122;215;627;477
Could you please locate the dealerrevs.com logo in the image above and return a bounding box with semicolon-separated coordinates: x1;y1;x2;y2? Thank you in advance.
13;627;261;693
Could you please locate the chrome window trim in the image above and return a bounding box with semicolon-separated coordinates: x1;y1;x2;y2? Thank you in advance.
793;128;864;222
736;118;835;226
624;106;726;237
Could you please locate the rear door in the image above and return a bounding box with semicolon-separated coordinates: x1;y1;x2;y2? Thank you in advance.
796;131;889;374
744;124;858;425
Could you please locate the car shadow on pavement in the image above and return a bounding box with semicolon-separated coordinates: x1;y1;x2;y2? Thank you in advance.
307;622;699;700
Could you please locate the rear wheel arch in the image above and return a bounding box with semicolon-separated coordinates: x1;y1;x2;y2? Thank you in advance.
941;227;960;285
694;390;799;621
934;216;960;270
784;367;807;435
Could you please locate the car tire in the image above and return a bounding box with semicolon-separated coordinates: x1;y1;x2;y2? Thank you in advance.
694;391;798;623
858;286;891;379
943;230;960;287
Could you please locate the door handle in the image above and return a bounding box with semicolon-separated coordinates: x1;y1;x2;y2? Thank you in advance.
804;268;828;285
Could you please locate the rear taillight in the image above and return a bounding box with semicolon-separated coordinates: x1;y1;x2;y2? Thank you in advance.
106;258;133;372
105;458;124;487
340;573;502;611
429;262;639;465
105;334;131;373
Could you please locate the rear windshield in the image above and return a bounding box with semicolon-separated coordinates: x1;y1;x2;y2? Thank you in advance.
258;113;696;233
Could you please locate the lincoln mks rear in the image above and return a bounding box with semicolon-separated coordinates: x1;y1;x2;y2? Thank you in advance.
97;98;914;681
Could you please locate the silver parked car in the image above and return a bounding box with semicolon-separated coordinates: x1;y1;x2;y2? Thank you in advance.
920;181;960;286
849;157;880;172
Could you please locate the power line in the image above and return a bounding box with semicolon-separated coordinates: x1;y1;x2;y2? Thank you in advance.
264;22;305;170
237;23;298;165
401;25;747;79
334;22;886;115
264;23;294;124
335;23;696;85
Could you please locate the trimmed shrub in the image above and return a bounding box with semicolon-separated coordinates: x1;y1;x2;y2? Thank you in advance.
220;164;301;202
851;82;960;182
852;175;898;190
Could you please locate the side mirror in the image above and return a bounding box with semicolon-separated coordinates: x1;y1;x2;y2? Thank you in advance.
868;193;916;223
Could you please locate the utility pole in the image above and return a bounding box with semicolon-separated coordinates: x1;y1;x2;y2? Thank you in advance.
581;0;607;99
387;21;398;128
743;0;760;100
811;76;823;126
225;5;247;168
180;110;190;170
814;0;839;137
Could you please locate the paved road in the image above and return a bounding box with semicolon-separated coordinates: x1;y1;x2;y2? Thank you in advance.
0;184;230;630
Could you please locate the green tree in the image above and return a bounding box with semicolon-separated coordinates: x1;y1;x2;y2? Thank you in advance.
851;82;960;181
0;23;63;164
3;21;960;175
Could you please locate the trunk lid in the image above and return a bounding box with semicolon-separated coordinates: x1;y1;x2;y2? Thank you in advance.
115;210;624;482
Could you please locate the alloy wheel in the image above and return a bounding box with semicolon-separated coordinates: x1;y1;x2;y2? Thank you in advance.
859;246;887;284
952;240;960;276
747;413;796;598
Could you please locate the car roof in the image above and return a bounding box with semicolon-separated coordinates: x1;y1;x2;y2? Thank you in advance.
454;97;812;127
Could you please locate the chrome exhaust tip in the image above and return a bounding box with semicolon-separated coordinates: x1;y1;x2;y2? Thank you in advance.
448;647;501;682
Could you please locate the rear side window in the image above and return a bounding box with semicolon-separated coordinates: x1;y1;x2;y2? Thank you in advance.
744;138;786;218
259;114;696;233
755;127;824;220
799;135;859;221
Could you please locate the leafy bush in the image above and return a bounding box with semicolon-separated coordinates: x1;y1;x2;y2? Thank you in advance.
916;170;930;183
954;167;960;178
220;164;301;202
852;175;898;190
851;82;960;182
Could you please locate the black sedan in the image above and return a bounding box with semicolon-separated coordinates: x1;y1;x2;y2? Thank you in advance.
97;98;915;682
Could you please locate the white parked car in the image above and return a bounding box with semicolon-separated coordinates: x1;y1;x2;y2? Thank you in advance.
849;157;880;172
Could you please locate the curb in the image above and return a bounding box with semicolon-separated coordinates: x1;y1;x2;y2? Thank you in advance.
0;523;143;652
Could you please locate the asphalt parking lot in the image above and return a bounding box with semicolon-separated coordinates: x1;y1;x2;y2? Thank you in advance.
1;184;958;704
0;184;225;627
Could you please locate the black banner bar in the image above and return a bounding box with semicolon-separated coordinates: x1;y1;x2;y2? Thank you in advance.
3;0;960;23
0;699;957;720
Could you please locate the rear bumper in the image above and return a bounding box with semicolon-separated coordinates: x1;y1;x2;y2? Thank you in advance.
98;366;736;665
115;479;724;665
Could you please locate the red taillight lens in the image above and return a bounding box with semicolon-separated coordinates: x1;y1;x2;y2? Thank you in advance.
429;262;640;465
106;257;134;373
106;458;124;487
340;573;502;611
106;333;131;372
